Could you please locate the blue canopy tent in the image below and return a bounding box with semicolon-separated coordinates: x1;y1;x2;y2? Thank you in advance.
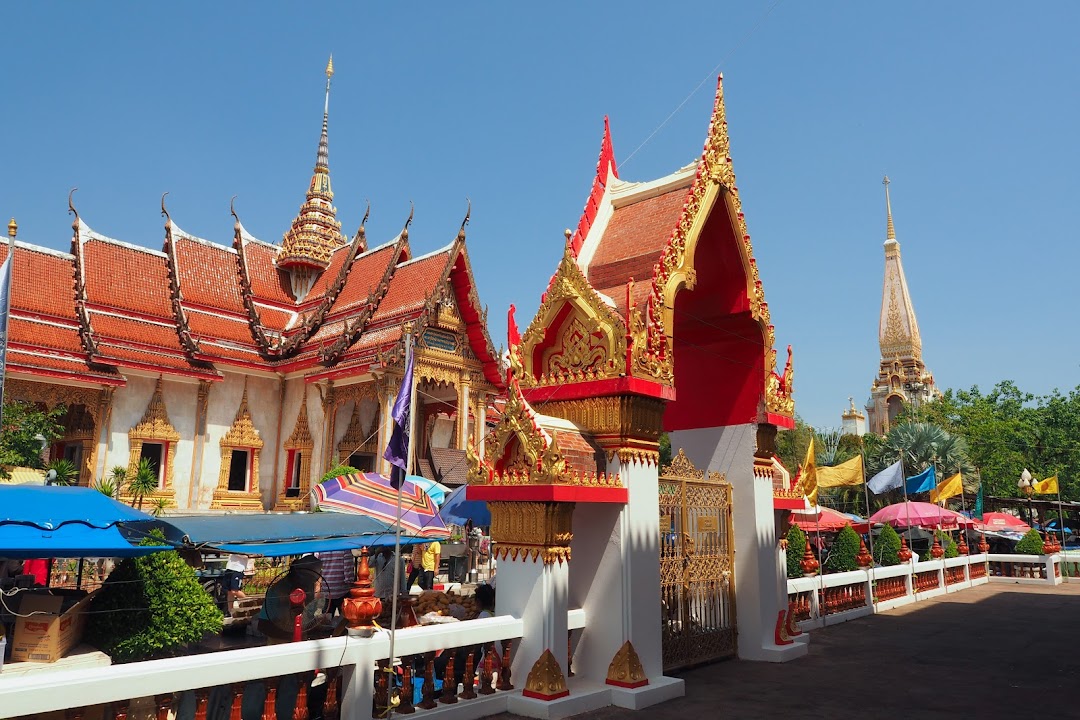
137;512;429;558
0;486;168;558
440;485;491;526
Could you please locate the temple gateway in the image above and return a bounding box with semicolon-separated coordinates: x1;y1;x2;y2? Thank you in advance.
3;58;502;511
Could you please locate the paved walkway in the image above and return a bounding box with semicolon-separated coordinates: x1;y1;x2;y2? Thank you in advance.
495;582;1080;720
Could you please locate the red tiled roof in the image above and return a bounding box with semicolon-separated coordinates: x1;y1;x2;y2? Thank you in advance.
0;246;78;320
327;243;397;315
586;187;689;313
186;309;256;345
81;239;174;319
9;318;84;353
196;341;263;363
254;305;294;332
7;349;121;381
370;253;448;324
90;314;185;350
240;241;294;306
173;237;245;313
94;343;208;371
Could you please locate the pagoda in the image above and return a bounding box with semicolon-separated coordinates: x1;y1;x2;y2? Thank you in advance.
865;177;939;433
2;59;502;511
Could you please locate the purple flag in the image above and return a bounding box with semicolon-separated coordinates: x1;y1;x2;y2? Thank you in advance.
383;348;415;489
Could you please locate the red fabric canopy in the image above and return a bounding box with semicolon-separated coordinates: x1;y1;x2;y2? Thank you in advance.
792;506;869;533
977;512;1030;532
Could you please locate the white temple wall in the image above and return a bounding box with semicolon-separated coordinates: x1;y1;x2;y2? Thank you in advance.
671;423;806;662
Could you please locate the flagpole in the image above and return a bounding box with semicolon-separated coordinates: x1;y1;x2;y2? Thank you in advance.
1058;486;1068;577
899;452;913;561
860;454;875;564
386;324;416;713
0;218;15;427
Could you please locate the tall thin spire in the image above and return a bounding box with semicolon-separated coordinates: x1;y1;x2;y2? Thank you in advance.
883;175;896;241
277;55;344;288
317;55;333;173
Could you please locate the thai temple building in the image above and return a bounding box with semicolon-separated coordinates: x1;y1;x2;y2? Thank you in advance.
865;177;939;434
2;58;502;511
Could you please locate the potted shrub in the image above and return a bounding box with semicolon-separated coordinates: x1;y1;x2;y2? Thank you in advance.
875;524;902;566
1015;528;1045;556
825;525;861;574
85;531;222;662
786;524;808;579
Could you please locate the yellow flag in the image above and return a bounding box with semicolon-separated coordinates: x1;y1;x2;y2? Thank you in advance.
817;456;864;488
929;472;963;504
798;437;818;506
1033;476;1059;495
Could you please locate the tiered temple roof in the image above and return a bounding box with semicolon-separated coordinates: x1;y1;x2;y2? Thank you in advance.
7;60;501;391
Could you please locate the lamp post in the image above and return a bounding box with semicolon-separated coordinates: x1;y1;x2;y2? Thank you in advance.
1018;468;1035;527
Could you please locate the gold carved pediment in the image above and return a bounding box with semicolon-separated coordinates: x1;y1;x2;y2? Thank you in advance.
285;385;314;450
221;385;263;449
129;377;180;443
519;240;626;387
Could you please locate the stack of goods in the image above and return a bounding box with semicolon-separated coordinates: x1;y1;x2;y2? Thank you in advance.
414;590;479;624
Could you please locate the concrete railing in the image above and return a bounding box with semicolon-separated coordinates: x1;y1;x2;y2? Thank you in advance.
786;554;991;630
986;553;1063;585
0;609;575;720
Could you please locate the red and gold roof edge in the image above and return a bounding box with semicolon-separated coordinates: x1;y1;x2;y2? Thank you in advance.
568;116;618;258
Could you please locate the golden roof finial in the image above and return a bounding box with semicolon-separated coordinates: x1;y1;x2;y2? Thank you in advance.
7;217;16;239
883;175;896;241
326;54;334;79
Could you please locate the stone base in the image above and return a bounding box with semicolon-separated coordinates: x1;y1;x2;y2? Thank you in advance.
506;679;614;720
609;675;685;710
211;491;265;511
742;640;809;663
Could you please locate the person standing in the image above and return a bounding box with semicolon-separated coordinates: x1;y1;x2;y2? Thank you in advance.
316;549;356;616
421;540;441;590
223;554;250;616
407;543;425;590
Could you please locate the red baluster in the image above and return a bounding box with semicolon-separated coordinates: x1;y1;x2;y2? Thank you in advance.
194;690;209;720
460;653;477;700
324;672;341;720
396;662;415;715
294;676;309;720
229;685;244;720
262;678;277;720
497;644;514;691
440;653;459;704
479;648;496;695
419;659;438;709
373;664;390;718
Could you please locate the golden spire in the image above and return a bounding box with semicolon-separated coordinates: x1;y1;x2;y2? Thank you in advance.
277;57;343;279
883;175;896;241
7;217;16;239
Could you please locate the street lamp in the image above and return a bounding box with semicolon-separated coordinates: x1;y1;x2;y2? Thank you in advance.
1018;468;1035;526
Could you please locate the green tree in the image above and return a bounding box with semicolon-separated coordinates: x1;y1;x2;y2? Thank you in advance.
127;458;159;509
93;466;127;499
320;464;360;484
658;433;672;468
825;525;861;573
786;524;808;578
45;458;79;486
935;530;959;559
875;524;902;566
0;401;65;479
85;532;222;662
1014;528;1045;556
775;416;814;479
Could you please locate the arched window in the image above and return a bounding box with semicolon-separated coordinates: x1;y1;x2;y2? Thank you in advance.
213;384;265;510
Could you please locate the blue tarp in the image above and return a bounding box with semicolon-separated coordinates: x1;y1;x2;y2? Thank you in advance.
139;512;429;558
0;485;168;558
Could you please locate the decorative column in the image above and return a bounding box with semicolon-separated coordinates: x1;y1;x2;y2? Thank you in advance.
376;376;397;476
321;380;337;473
187;380;212;509
458;371;471;449
476;391;487;454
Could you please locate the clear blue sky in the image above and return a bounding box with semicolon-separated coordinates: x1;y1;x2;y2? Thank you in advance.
2;2;1077;429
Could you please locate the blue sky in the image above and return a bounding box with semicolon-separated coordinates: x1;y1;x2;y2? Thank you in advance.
2;2;1077;429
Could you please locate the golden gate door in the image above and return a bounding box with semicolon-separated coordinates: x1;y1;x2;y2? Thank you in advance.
659;449;736;671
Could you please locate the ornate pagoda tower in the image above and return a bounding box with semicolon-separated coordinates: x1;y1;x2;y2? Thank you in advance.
865;177;938;433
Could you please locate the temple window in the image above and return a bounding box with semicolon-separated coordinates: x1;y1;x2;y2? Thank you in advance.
337;400;378;474
277;386;314;510
212;383;265;510
126;377;179;503
348;453;375;472
227;450;250;492
139;442;166;489
286;451;303;497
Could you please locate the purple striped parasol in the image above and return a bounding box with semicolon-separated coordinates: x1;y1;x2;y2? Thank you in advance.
313;473;449;539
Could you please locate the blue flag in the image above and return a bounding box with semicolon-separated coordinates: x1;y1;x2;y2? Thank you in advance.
383;348;415;489
868;460;903;494
905;466;936;494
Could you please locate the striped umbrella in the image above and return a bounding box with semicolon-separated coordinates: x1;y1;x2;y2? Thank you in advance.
314;473;449;539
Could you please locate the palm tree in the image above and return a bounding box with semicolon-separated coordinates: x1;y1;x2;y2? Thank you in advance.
149;496;170;517
127;459;159;510
93;466;128;499
45;458;79;486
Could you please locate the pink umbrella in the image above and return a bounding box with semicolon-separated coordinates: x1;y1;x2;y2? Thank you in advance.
977;512;1030;532
869;502;964;529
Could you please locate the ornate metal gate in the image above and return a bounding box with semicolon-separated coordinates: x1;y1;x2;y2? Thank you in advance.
659;449;736;671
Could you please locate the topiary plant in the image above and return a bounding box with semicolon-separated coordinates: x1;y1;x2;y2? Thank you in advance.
936;530;959;559
1015;528;1045;555
85;531;222;662
825;525;861;573
786;524;808;579
875;524;901;566
320;465;360;484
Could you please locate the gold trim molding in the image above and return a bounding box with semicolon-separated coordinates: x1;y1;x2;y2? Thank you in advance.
489;501;574;565
606;641;648;688
522;649;569;701
213;383;264;510
125;377;178;503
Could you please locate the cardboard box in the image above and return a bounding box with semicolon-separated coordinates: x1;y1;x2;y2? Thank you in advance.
10;590;96;663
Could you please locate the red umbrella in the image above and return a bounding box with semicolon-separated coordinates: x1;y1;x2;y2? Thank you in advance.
792;506;869;533
977;512;1030;532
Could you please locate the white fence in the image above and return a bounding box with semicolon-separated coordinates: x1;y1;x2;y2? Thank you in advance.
0;609;589;720
786;552;1075;631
